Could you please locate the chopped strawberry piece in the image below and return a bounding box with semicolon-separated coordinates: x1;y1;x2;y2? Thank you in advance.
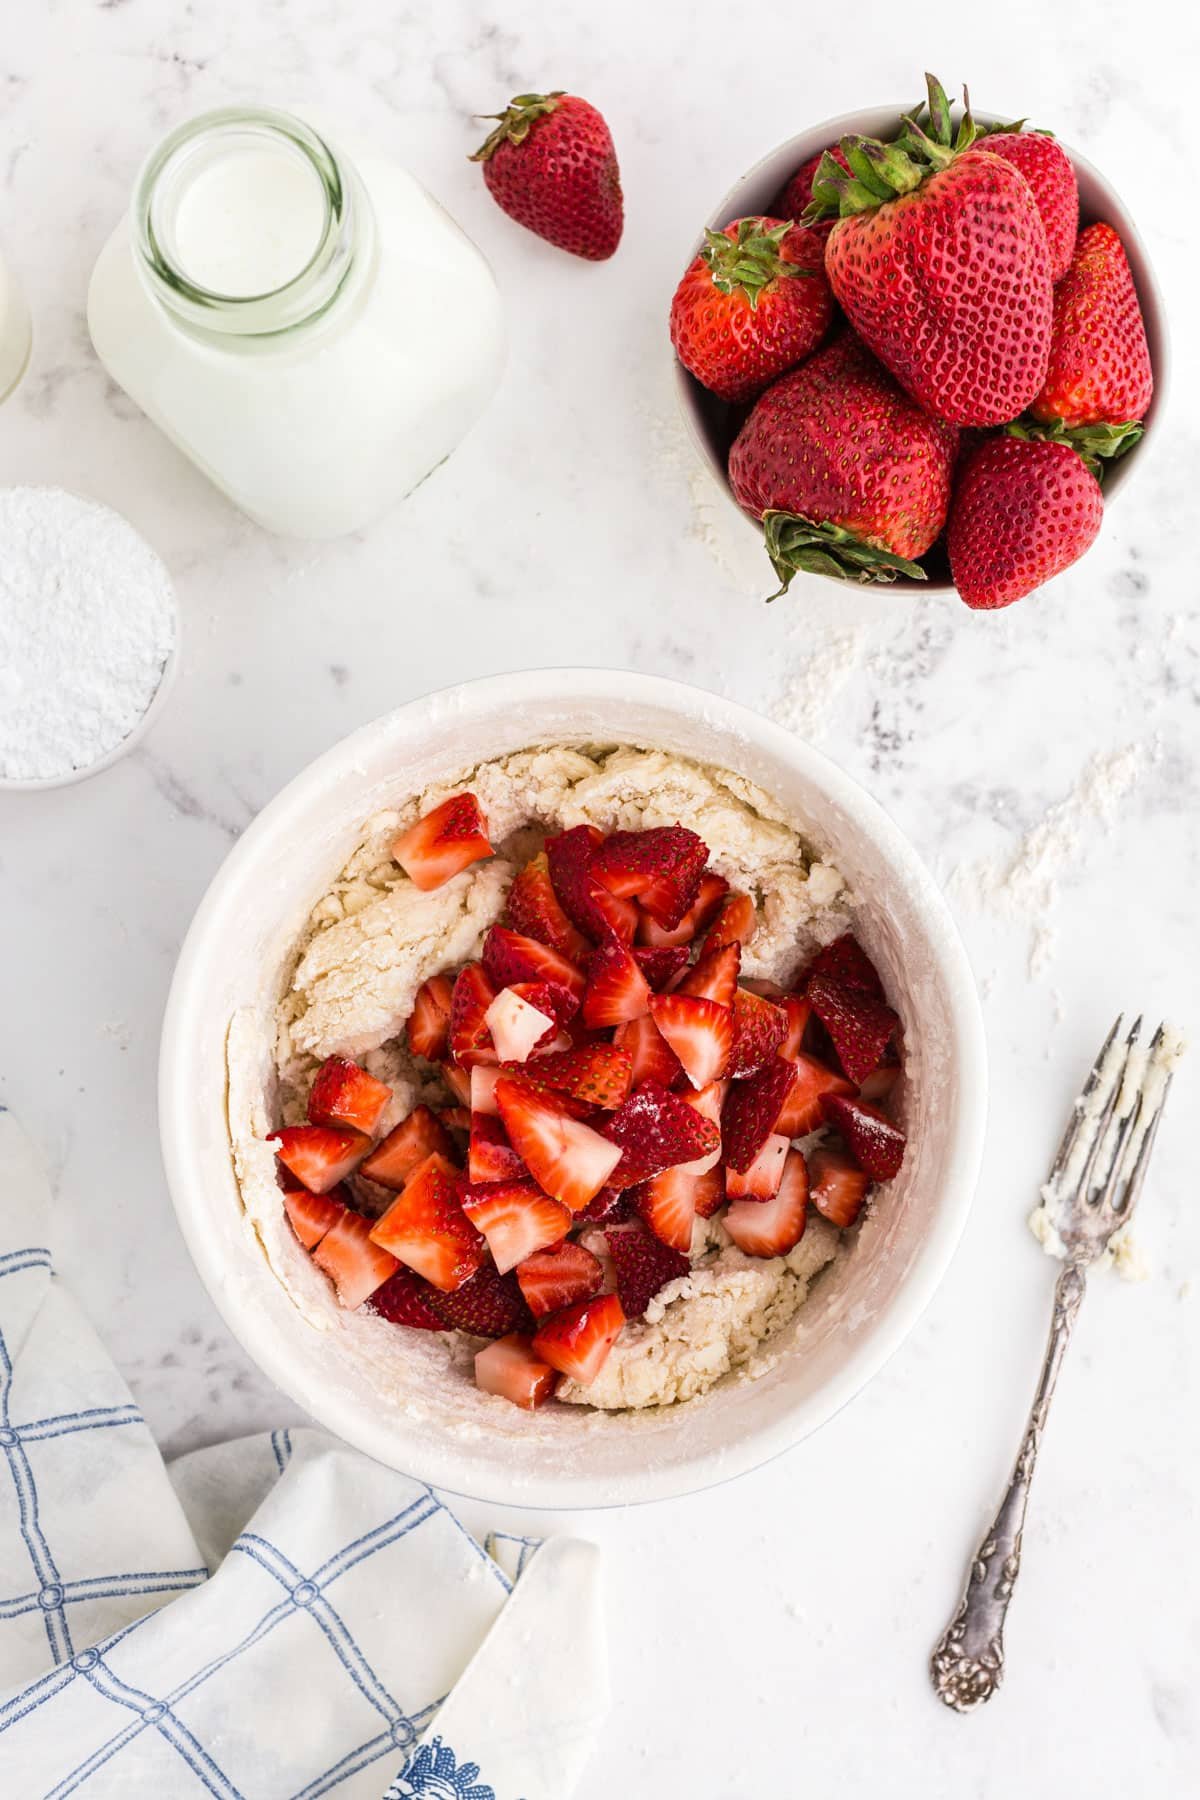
806;973;898;1084
774;1051;856;1137
474;1333;558;1408
482;925;586;1006
507;979;577;1030
678;1079;727;1174
728;988;787;1077
582;939;652;1028
613;1014;684;1087
859;1062;901;1103
648;993;732;1089
533;1292;626;1385
602;1079;720;1187
546;825;637;943
438;1106;472;1139
780;994;812;1058
312;1207;399;1308
503;853;591;962
368;1264;444;1330
392;792;493;891
484;985;558;1063
725;1132;789;1200
469;1065;502;1116
636;870;730;947
720;1057;798;1173
802;932;885;999
704;891;756;951
460;1178;571;1273
468;1112;526;1183
725;1150;809;1257
407;974;455;1062
632;1162;700;1251
368;1158;485;1291
592;825;708;929
274;1124;371;1193
809;1147;871;1227
606;1221;690;1316
821;1093;906;1180
574;1184;635;1224
427;1262;535;1336
692;1165;727;1218
494;1079;622;1211
282;1183;345;1249
516;1239;605;1318
441;1062;471;1106
360;1106;454;1189
306;1057;392;1137
677;941;740;1009
450;963;499;1068
634;945;690;990
503;1043;633;1110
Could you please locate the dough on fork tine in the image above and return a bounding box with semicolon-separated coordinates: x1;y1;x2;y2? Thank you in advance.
1045;1012;1122;1186
1097;1024;1172;1228
1076;1013;1142;1208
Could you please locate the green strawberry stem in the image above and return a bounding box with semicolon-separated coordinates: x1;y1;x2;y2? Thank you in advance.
803;73;994;223
762;511;927;597
1005;416;1144;479
700;220;810;307
470;92;564;162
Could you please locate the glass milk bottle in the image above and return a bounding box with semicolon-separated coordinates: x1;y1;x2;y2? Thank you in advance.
87;107;505;538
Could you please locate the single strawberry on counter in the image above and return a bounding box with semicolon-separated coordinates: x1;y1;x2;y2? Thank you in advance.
947;434;1102;610
670;216;833;404
471;91;623;261
1031;222;1153;431
982;130;1078;284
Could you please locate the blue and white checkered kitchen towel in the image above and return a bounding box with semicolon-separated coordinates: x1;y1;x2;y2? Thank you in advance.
0;1110;607;1798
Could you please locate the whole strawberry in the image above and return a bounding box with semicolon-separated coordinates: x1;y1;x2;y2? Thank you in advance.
983;131;1078;282
670;216;833;404
947;435;1102;609
806;76;1053;426
728;335;958;592
1031;222;1153;428
471;91;622;260
778;145;850;238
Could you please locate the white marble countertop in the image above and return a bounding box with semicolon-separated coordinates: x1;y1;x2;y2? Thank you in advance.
2;2;1198;1793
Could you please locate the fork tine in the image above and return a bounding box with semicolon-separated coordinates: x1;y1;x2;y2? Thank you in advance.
1075;1016;1142;1201
1101;1026;1172;1222
1046;1014;1123;1184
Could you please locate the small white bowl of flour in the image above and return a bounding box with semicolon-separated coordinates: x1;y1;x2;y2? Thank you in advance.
0;486;177;789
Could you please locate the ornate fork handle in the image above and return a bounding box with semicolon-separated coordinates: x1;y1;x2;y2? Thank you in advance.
930;1260;1088;1711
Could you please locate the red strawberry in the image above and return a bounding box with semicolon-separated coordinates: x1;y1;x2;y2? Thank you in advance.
606;1221;690;1316
671;215;833;405
428;1262;534;1337
515;1239;605;1318
779;145;850;237
1031;222;1153;428
474;1333;558;1408
361;1106;454;1189
602;1080;721;1187
391;792;492;891
859;1061;901;1104
809;77;1053;427
484;985;558;1063
704;892;756;952
583;939;652;1028
802;933;884;999
806;971;898;1084
368;1264;444;1330
728;988;787;1077
809;1147;871;1227
774;1050;856;1136
441;1062;471;1106
306;1056;392;1137
312;1206;399;1309
821;1093;906;1180
503;1043;633;1109
729;335;958;591
368;1158;486;1292
467;1112;526;1183
677;941;740;1009
460;1178;571;1273
947;435;1103;610
450;963;498;1068
274;1124;371;1193
593;825;708;929
471;91;623;261
691;1165;727;1219
636;871;729;948
720;1057;797;1173
614;1014;684;1088
725;1149;809;1257
407;974;455;1062
632;1163;700;1252
678;1079;727;1174
503;853;591;962
494;1079;622;1211
780;994;812;1058
725;1132;789;1201
547;826;638;942
634;945;690;991
575;1184;635;1225
983;131;1078;283
282;1183;345;1249
439;1105;472;1140
648;993;732;1089
482;925;585;1007
533;1292;626;1385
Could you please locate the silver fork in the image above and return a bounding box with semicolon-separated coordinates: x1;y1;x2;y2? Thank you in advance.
930;1015;1178;1712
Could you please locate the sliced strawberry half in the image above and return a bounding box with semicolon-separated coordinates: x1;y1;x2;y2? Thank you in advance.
450;963;498;1068
474;1333;558;1408
407;974;455;1062
606;1221;690;1316
676;941;740;1009
360;1106;454;1190
460;1178;571;1273
802;932;885;999
368;1263;444;1330
720;1057;797;1173
636;870;729;947
306;1057;392;1137
546;825;638;943
368;1157;486;1292
482;925;586;1007
274;1124;371;1193
503;1043;633;1110
725;1132;789;1201
821;1093;906;1180
503;853;591;962
704;891;756;951
725;1150;809;1258
582;939;652;1028
494;1079;622;1212
484;985;558;1063
728;988;787;1078
809;1147;871;1228
678;1079;727;1174
468;1112;526;1184
632;1163;700;1252
516;1239;605;1318
392;792;493;891
282;1183;345;1249
780;994;812;1058
533;1292;626;1386
602;1079;720;1188
427;1262;535;1336
613;1014;684;1088
805;973;898;1084
634;945;690;991
774;1051;856;1137
312;1207;399;1308
648;993;732;1089
592;825;708;929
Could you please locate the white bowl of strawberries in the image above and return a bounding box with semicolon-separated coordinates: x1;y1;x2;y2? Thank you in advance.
160;669;986;1506
672;77;1165;607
